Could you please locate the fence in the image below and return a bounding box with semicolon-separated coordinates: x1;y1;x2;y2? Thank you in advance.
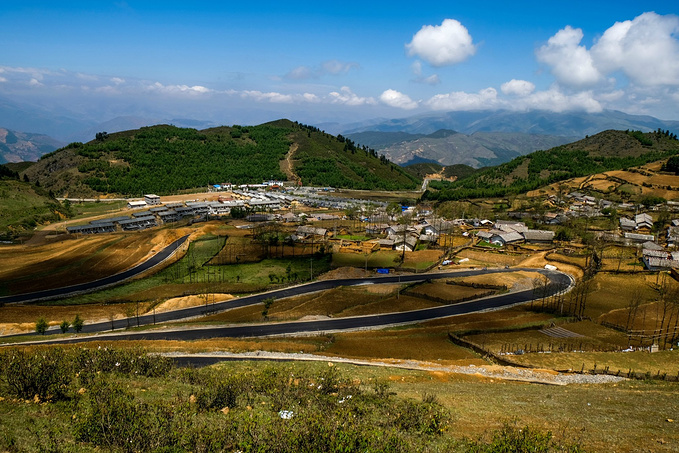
448;333;679;382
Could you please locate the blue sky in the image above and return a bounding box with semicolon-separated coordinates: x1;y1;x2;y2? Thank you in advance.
1;0;679;128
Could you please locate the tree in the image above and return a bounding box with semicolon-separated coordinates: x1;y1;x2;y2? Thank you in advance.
35;317;48;335
59;320;70;333
664;155;679;174
261;297;275;320
72;314;84;333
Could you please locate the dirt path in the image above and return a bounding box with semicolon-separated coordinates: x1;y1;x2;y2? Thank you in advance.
162;351;625;385
280;143;299;182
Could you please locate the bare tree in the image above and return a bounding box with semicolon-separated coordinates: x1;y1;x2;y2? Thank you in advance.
625;288;644;331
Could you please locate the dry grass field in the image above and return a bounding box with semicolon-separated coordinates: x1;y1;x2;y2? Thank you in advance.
0;302;151;335
322;327;483;362
455;248;529;267
0;227;193;294
406;282;492;301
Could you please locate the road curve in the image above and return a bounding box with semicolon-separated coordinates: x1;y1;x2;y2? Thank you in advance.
14;267;573;344
0;235;190;304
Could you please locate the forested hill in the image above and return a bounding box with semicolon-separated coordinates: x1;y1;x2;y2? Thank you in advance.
423;129;679;201
22;120;419;197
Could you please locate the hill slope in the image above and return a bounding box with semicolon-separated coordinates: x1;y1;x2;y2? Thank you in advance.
22;120;419;197
423;129;679;201
0;168;72;238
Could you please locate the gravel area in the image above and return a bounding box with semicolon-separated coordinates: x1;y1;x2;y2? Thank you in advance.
163;351;626;386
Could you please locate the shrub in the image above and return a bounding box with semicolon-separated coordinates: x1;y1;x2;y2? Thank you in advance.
1;348;72;401
35;317;48;335
72;314;84;333
459;421;586;452
73;378;187;452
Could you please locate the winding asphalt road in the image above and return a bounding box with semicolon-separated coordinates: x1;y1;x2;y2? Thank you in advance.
14;267;573;344
0;234;190;304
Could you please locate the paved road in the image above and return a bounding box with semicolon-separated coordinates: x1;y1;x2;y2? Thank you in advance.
0;235;190;304
17;267;573;343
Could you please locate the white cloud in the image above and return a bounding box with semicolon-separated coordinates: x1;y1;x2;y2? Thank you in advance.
406;19;476;67
146;82;212;94
520;88;602;113
591;12;679;86
0;77;6;83
421;74;441;85
411;60;423;76
241;90;294;103
501;79;535;96
111;77;125;85
536;26;602;87
411;60;440;85
426;87;498;110
328;86;376;106
380;89;418;109
29;78;43;87
322;60;359;75
285;66;313;80
285;60;359;80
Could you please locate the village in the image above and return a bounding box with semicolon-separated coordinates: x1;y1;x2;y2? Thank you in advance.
61;182;679;273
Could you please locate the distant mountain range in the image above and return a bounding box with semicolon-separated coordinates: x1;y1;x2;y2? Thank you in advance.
339;109;679;136
2;96;679;167
0;128;64;164
347;129;575;167
342;110;679;168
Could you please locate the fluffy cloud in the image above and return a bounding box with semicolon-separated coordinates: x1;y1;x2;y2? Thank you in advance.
591;12;679;86
328;86;376;106
501;79;535;96
426;87;498;110
406;19;476;67
538;12;679;90
536;26;602;87
241;90;294;103
380;89;418;109
520;88;602;113
285;60;359;80
147;82;212;94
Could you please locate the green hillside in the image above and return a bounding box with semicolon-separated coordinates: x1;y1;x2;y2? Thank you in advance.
287;122;419;190
442;164;480;180
404;162;444;179
23;120;418;197
423;129;679;201
0;168;73;238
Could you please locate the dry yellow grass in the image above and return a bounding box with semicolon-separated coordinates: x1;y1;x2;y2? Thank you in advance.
321;327;483;362
450;271;542;289
0;302;151;335
0;227;193;294
407;282;493;301
153;293;235;313
456;249;528;266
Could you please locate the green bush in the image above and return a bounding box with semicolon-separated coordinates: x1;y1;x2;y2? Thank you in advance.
1;348;72;401
459;421;585;452
73;378;187;452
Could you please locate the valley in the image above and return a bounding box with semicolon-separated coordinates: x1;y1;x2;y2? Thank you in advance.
2;126;679;452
